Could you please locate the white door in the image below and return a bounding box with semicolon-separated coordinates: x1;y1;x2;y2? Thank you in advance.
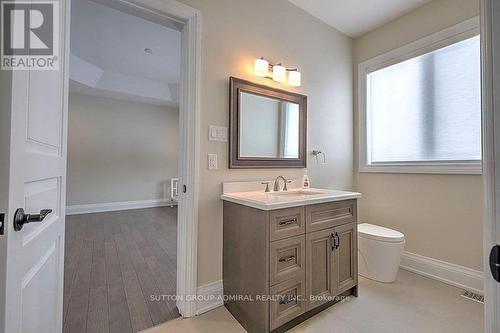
0;0;69;332
482;0;500;331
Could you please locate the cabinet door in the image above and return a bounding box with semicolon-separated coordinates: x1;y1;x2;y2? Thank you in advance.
306;228;335;310
332;223;357;295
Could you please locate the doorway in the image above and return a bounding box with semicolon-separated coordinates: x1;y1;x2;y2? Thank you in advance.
0;0;201;326
63;0;195;332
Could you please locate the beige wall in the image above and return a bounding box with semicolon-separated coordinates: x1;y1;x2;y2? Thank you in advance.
353;0;483;271
177;0;354;286
67;93;179;205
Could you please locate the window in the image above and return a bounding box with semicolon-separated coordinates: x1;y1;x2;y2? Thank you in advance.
359;19;482;174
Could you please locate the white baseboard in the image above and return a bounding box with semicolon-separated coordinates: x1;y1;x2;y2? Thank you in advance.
196;280;223;315
66;198;177;215
400;251;484;294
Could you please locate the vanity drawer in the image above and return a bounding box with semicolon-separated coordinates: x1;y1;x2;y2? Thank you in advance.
270;276;306;330
269;207;305;241
270;235;305;286
306;200;356;233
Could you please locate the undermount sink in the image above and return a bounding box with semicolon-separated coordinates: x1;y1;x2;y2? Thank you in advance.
268;189;325;196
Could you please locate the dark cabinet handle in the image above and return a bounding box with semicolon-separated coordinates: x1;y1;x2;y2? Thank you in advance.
13;208;53;231
278;217;297;226
279;255;296;263
330;232;340;251
279;297;296;305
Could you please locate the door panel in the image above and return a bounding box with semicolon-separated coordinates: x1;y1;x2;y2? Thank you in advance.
21;240;61;333
23;177;61;245
333;223;357;295
28;70;63;150
483;0;500;330
3;1;69;332
306;228;334;310
338;232;353;283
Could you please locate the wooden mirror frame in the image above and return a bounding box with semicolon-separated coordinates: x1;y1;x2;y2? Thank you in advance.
229;77;307;169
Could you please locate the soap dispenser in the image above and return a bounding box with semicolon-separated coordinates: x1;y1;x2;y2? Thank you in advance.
302;170;310;189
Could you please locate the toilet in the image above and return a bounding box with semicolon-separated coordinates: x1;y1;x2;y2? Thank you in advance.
358;223;405;283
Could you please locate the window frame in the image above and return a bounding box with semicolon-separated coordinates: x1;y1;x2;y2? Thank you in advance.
358;17;482;175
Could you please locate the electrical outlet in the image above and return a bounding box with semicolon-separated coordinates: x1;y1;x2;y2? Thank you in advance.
208;153;218;170
209;125;228;142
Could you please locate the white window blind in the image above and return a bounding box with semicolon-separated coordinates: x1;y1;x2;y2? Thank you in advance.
365;35;481;168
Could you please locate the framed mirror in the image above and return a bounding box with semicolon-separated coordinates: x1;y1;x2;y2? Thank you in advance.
229;77;307;168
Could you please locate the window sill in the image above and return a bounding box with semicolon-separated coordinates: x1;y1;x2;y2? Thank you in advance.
359;162;482;175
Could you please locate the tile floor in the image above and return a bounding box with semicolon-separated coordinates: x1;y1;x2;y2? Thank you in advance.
145;269;484;333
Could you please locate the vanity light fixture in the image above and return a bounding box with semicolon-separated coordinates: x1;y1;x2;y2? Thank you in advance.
254;57;301;86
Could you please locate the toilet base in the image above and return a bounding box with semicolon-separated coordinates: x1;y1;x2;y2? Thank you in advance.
358;237;405;283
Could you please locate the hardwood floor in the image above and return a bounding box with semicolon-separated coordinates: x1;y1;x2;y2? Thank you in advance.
63;207;179;333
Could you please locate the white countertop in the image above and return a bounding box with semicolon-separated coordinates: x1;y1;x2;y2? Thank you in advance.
221;188;361;211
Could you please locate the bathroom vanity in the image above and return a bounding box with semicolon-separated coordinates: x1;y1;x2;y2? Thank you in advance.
223;78;360;331
222;183;361;332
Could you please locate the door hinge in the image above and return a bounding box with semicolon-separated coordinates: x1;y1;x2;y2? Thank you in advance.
490;244;500;283
0;212;4;235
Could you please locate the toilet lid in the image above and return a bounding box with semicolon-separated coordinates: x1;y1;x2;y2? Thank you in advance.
358;223;405;243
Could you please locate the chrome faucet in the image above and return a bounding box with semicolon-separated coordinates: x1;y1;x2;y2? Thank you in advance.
273;176;291;192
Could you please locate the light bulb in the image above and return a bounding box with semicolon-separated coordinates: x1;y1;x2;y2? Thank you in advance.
254;58;269;77
272;64;287;82
288;70;301;86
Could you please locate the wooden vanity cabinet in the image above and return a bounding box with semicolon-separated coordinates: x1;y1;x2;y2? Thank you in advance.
223;199;358;333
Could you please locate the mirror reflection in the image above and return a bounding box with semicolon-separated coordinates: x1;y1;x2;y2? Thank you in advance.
239;91;300;158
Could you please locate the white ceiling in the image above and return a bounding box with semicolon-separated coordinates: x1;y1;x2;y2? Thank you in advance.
70;0;181;105
288;0;433;37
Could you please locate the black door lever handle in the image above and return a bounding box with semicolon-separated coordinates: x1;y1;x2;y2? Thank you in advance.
13;208;53;231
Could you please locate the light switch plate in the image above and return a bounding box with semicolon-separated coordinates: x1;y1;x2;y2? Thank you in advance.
208;153;218;170
209;125;228;142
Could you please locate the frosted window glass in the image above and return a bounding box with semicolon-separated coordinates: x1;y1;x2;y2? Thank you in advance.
367;35;481;163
